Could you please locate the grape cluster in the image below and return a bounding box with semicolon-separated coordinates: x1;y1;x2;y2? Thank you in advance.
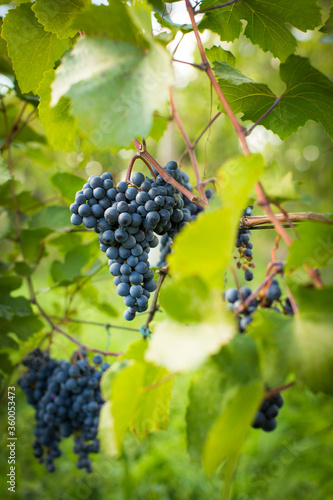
224;278;292;433
18;348;108;472
252;393;284;432
70;161;211;320
236;206;255;281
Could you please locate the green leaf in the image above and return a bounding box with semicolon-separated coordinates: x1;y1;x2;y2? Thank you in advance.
2;3;71;94
249;310;293;387
112;361;145;451
70;1;141;45
251;288;333;395
51;245;93;283
205;45;235;67
160;276;212;323
51;37;173;149
145;314;235;372
20;228;52;264
168;154;264;286
199;1;242;43
154;11;192;36
259;167;300;204
186;361;226;463
202;381;263;493
149;114;168;141
286;221;333;272
200;0;322;60
0;157;11;185
109;341;174;451
214;55;333;140
319;6;333;39
51;172;85;202
290;287;333;395
0;208;12;238
29;205;72;231
0;314;43;342
0;296;34;321
38;70;78;152
0;276;22;294
32;0;88;39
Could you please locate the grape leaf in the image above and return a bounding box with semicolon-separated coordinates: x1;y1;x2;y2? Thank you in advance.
51;245;93;283
145;315;235;372
0;157;11;185
213;55;333;140
20;228;52;264
160;276;213;323
38;70;78;152
70;1;142;46
186;361;225;463
249;310;293;387
32;0;88;39
109;341;174;451
251;288;333;395
259;166;300;204
200;0;322;60
291;287;333;395
29;206;72;231
202;380;263;496
206;45;235;67
319;6;333;43
51;172;85;202
286;221;333;272
199;1;242;43
51;37;173;149
2;3;71;94
168;154;265;285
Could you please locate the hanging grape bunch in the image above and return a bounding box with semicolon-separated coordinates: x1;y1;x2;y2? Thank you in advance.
18;348;109;472
236;206;256;281
224;277;293;432
69;161;212;321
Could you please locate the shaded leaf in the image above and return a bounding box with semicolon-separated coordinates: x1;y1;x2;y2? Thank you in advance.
51;172;85;202
2;3;71;93
32;0;88;39
38;69;78;152
29;205;72;231
51;37;173;149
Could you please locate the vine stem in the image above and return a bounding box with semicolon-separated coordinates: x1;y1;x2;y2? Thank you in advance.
47;315;140;333
255;182;324;288
169;87;207;202
31;296;122;357
179;112;221;164
131;138;207;208
240;212;333;229
145;266;169;329
195;0;238;14
265;382;295;399
234;266;281;315
185;0;250;156
125;152;157;182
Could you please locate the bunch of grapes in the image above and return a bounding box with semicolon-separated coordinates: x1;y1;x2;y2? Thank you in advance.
224;277;293;432
252;393;284;432
18;348;108;472
236;206;255;281
70;161;212;320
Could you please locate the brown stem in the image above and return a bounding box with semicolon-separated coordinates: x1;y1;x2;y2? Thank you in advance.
265;382;296;399
255;182;293;245
240;212;333;229
178;112;221;164
185;0;250;156
48;315;140;333
169;87;207;202
145;266;168;328
173;59;208;70
32;297;121;356
132;138;207;208
195;0;238;14
304;266;324;288
125;153;156;183
234;267;281;315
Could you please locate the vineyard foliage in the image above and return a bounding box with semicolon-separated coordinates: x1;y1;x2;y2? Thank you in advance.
0;0;332;499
